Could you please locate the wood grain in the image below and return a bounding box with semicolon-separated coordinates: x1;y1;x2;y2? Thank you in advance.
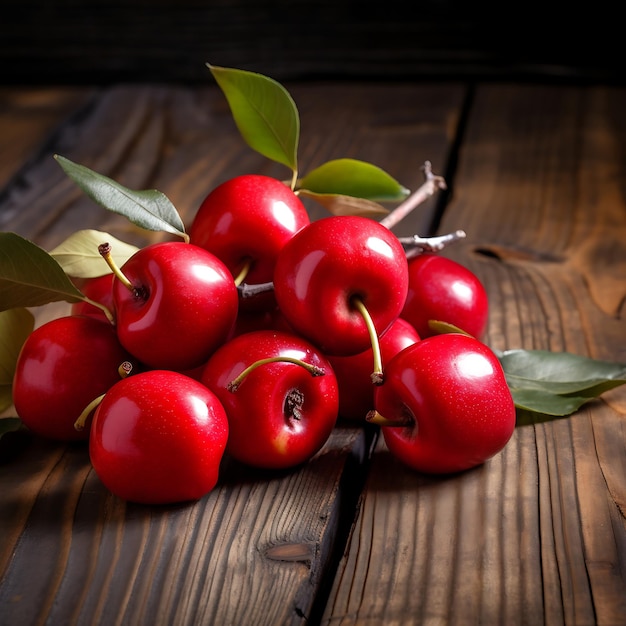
1;427;374;626
0;83;464;253
0;88;93;189
3;81;626;626
0;83;464;625
322;85;626;625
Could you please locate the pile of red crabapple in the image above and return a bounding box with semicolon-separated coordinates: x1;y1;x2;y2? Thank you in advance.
12;172;517;505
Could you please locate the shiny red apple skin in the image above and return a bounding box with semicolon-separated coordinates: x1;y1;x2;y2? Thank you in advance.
375;333;516;474
189;174;310;311
201;330;339;469
112;241;238;371
328;317;420;421
89;370;229;504
401;253;489;339
273;215;410;356
12;315;133;441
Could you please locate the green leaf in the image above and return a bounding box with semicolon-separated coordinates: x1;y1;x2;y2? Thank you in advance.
54;155;188;242
0;232;86;311
510;387;600;417
298;159;410;202
296;190;390;218
0;308;34;412
208;64;299;175
498;349;626;386
504;372;626;397
496;348;626;417
0;417;23;439
49;229;140;278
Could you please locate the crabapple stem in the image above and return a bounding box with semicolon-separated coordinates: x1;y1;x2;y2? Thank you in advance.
398;229;467;259
227;356;325;392
74;393;105;431
378;161;447;231
118;360;134;378
350;296;384;385
98;243;146;299
365;409;413;427
233;258;252;287
289;169;298;191
74;360;133;431
82;295;115;325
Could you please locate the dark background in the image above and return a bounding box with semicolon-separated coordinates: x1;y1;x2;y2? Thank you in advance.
1;1;623;85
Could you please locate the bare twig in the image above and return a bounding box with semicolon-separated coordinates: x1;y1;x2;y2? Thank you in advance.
379;161;447;230
237;281;274;299
398;229;467;259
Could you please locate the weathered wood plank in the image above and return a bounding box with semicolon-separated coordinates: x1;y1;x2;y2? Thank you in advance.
0;427;373;626
0;87;93;189
322;85;626;624
0;82;463;251
0;83;465;625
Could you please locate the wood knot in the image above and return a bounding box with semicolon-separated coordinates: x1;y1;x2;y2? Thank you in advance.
264;543;314;562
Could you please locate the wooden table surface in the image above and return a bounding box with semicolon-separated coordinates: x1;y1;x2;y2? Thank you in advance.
1;80;625;626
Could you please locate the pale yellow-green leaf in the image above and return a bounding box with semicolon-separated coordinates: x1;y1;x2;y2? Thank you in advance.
0;308;34;412
49;229;139;278
427;320;473;337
